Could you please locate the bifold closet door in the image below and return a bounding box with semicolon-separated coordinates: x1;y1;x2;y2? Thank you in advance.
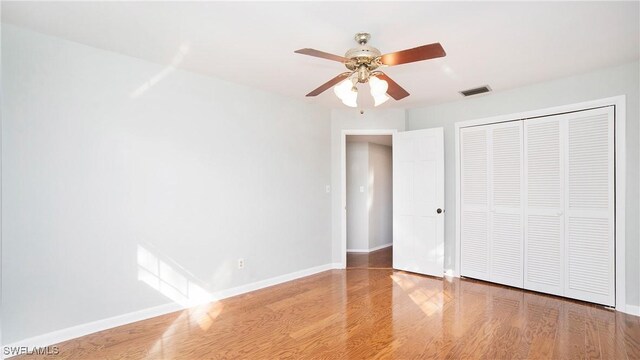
460;127;489;281
563;107;614;306
460;122;523;287
489;122;523;288
524;107;614;306
523;117;564;297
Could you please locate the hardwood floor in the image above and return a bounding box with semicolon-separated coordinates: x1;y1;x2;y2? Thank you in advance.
18;269;640;359
347;246;392;269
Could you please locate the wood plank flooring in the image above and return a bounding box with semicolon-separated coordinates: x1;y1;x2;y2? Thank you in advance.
347;246;392;269
16;268;640;359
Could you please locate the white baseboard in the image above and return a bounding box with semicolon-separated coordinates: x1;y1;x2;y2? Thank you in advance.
369;243;393;252
347;242;392;253
624;304;640;316
3;263;336;357
211;263;334;300
3;302;184;358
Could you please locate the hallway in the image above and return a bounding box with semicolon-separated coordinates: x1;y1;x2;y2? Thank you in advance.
347;246;392;269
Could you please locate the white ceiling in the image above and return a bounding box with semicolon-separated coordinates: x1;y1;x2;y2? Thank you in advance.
347;135;392;147
2;2;638;109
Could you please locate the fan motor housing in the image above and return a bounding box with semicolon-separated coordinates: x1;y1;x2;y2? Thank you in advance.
345;45;381;60
344;33;381;72
344;45;381;71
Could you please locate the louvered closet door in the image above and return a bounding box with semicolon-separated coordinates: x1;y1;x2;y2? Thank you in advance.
563;107;614;306
460;127;489;281
524;107;614;306
489;122;523;288
461;123;523;287
524;117;564;297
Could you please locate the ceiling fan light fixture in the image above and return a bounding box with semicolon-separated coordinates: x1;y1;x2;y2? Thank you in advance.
373;93;389;107
341;88;358;108
333;80;352;100
296;33;445;106
369;76;388;96
334;79;358;107
342;98;358;108
369;76;389;106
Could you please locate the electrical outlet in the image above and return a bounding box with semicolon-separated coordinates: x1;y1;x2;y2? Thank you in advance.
238;258;245;269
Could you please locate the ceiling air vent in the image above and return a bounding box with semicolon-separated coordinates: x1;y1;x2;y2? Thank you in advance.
460;85;491;97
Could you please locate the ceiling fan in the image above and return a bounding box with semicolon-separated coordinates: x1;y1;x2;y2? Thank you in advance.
295;33;446;107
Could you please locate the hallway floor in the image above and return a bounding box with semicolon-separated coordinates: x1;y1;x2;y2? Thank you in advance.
347;246;392;269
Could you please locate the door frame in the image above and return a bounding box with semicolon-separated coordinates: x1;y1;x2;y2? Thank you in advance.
340;129;398;268
454;95;627;313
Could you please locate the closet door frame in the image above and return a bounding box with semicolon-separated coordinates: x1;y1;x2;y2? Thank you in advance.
454;95;627;314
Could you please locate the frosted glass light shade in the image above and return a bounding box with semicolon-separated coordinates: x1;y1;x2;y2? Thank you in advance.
342;89;358;107
369;76;388;96
334;80;353;100
334;79;357;107
373;93;389;107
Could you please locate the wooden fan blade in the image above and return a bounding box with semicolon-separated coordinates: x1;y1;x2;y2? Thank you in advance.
373;73;410;100
380;43;446;66
295;48;350;63
306;72;351;97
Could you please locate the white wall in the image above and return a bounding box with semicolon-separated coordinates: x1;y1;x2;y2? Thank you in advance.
346;142;369;251
1;25;332;344
0;20;3;351
406;61;640;309
331;109;405;264
367;143;392;250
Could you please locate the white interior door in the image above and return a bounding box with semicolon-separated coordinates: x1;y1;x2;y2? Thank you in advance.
393;128;444;277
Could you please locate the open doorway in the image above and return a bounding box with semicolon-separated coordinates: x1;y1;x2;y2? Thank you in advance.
345;135;393;269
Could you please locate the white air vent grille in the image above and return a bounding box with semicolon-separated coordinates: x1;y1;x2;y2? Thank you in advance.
460;86;491;97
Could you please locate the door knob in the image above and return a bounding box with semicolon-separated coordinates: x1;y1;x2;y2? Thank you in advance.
437;208;443;214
